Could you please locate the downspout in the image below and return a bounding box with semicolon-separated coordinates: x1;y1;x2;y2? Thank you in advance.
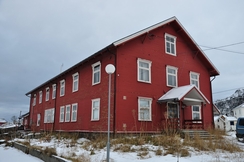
52;83;58;132
210;76;216;129
107;47;117;136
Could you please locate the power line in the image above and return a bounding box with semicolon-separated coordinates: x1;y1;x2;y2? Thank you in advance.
213;87;244;94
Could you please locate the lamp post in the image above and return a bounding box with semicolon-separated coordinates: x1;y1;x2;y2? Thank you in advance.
105;64;115;162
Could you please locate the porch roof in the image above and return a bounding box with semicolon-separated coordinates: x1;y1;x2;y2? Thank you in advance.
158;85;210;106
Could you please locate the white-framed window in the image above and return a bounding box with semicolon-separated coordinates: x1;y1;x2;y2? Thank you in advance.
39;91;42;104
37;114;40;126
165;33;176;56
60;106;65;122
44;108;55;123
138;97;152;121
192;105;201;120
71;103;78;122
72;73;79;92
65;105;71;122
45;87;50;101
92;62;101;85
190;72;200;89
52;84;56;99
33;94;36;106
137;58;152;83
166;65;178;87
91;98;100;121
60;80;65;97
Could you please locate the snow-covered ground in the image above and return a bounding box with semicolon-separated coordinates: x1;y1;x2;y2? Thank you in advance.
1;132;244;162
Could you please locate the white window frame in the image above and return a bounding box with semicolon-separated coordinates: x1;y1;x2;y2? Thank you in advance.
52;84;56;99
39;91;42;104
37;114;40;126
137;58;152;83
190;72;200;89
138;97;152;121
192;105;201;120
72;73;79;92
166;65;178;87
45;87;50;101
65;105;71;122
92;61;101;85
91;98;100;121
44;108;55;123
60;80;65;97
33;94;36;106
165;33;177;56
71;103;78;122
60;106;65;122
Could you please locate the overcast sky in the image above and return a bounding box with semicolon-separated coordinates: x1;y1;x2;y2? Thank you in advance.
0;1;244;122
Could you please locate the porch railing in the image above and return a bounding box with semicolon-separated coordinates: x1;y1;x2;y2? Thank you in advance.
183;120;203;129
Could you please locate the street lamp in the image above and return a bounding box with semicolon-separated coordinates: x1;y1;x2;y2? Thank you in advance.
105;64;115;162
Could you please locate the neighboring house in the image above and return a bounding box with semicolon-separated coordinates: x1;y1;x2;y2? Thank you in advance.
18;112;30;130
0;118;7;126
214;115;237;131
213;104;221;116
233;103;244;119
25;17;219;133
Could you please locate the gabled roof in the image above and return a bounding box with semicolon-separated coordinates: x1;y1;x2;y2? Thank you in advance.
158;85;210;106
26;17;219;95
232;103;244;110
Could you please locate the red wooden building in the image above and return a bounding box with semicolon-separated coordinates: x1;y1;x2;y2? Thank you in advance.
26;17;219;133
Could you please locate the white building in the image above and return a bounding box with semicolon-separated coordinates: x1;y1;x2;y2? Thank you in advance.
233;103;244;119
214;115;237;131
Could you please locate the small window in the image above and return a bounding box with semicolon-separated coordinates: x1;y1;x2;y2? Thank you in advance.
91;98;100;121
138;97;152;121
52;84;56;99
45;87;50;101
230;121;234;126
39;91;42;104
137;58;152;83
37;114;40;126
165;33;176;56
60;80;65;97
190;72;200;88
33;94;36;106
192;105;201;120
92;62;101;85
60;106;65;122
65;105;71;122
71;103;78;122
72;73;79;92
166;65;178;87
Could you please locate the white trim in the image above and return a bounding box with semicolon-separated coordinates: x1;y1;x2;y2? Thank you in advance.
138;97;152;121
71;103;78;122
39;91;42;104
137;58;152;83
165;33;177;56
52;84;56;99
166;65;178;87
45;87;50;101
60;80;65;97
59;106;65;122
37;114;40;126
33;94;36;106
92;61;101;85
91;98;100;121
65;105;71;122
72;72;79;92
190;71;200;89
192;105;201;120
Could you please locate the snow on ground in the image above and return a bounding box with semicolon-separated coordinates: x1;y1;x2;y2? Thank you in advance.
0;144;43;162
1;131;244;162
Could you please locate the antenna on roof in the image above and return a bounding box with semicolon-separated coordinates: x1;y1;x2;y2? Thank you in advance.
60;63;64;73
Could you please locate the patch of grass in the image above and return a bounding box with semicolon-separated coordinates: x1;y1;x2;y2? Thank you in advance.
155;148;163;156
42;147;57;157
